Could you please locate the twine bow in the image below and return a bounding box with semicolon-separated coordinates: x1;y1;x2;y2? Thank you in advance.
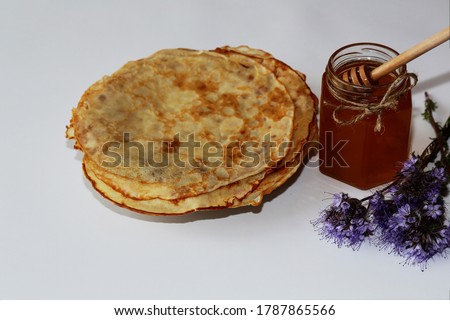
332;73;418;132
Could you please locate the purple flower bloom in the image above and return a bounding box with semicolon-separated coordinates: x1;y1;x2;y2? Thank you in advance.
389;185;405;206
341;201;350;211
312;193;374;250
398;204;411;217
377;201;449;270
431;167;446;182
401;227;449;270
400;155;419;176
331;192;346;207
424;204;443;218
370;192;395;232
390;212;408;229
386;204;412;230
425;190;440;204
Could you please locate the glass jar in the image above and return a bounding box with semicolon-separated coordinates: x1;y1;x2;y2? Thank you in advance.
319;43;413;189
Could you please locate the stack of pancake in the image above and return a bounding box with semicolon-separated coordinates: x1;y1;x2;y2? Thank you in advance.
66;46;317;215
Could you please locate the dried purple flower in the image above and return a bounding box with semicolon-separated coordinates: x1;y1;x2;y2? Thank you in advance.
393;204;411;229
312;193;375;250
374;200;449;270
369;192;395;231
431;167;446;182
400;155;419;176
424;204;443;218
376;161;449;268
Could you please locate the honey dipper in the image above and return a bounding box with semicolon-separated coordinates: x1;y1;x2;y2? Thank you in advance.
341;27;450;86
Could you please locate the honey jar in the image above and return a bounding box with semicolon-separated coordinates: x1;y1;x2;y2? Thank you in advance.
319;43;414;189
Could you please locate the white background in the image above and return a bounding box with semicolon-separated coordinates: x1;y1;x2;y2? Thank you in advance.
0;0;449;299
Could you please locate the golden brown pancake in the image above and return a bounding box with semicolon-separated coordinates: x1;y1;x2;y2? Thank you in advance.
69;49;295;200
66;46;318;215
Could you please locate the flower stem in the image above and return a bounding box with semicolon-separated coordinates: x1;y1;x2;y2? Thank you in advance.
421;92;450;172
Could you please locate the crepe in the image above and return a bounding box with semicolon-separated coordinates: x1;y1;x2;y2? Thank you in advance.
66;46;318;215
69;49;295;200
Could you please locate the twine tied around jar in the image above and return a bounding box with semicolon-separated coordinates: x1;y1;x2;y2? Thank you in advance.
332;73;418;132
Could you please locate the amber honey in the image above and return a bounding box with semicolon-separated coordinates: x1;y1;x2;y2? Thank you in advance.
319;43;412;189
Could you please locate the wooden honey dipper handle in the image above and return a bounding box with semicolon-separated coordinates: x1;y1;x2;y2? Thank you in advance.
371;26;450;81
